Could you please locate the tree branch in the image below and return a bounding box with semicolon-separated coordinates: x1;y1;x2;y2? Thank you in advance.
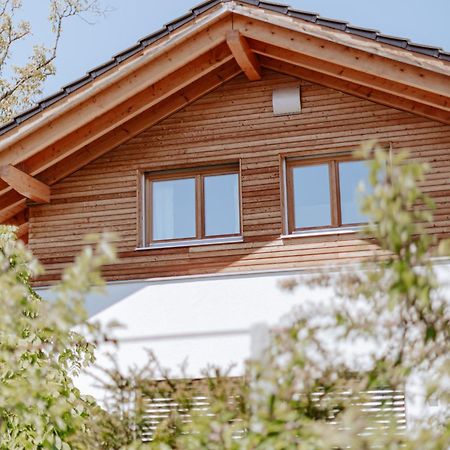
0;0;106;124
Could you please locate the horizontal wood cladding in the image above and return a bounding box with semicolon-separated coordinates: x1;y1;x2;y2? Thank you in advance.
28;70;450;284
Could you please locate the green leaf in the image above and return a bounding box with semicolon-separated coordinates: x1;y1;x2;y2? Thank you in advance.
425;325;437;342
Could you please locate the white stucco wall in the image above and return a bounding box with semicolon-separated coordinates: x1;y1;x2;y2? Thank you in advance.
38;269;332;376
36;263;450;428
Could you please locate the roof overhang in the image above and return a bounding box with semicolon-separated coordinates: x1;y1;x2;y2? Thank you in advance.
0;0;449;241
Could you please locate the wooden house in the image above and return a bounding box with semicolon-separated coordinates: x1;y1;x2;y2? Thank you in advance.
0;0;449;425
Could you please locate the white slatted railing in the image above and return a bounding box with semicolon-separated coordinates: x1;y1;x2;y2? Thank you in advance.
139;386;406;442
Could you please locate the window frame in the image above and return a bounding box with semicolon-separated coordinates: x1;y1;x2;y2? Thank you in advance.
141;164;242;248
284;153;368;235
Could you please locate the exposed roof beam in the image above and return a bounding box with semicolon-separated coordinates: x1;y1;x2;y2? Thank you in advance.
0;165;49;203
234;15;450;99
226;30;261;80
17;222;28;241
39;61;242;186
0;191;26;223
250;40;450;114
0;16;232;168
0;43;233;202
19;43;233;178
231;4;450;76
260;57;450;125
0;60;242;227
3;209;27;228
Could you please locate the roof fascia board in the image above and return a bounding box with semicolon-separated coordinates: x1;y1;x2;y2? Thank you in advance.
0;61;242;225
261;58;450;125
38;61;242;186
229;2;450;76
232;12;450;100
0;2;231;153
251;40;450;114
20;45;234;176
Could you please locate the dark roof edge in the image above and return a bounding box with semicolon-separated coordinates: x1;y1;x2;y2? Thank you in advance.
1;0;448;137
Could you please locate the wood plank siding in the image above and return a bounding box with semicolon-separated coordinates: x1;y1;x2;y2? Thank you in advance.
28;70;450;284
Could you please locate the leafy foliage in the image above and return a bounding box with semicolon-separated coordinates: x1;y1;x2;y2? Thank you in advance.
0;0;105;124
0;142;448;449
0;228;116;449
93;143;449;449
246;143;449;449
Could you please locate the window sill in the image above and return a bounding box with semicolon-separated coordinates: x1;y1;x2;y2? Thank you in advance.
136;235;244;250
281;226;364;240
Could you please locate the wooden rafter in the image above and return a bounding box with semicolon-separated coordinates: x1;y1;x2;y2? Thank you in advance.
233;15;450;99
19;43;233;176
0;61;241;225
226;30;261;80
3;210;29;239
231;4;450;76
0;43;234;204
250;40;450;113
0;3;449;244
0;16;232;168
260;57;450;125
0;191;26;223
0;165;49;203
39;60;242;186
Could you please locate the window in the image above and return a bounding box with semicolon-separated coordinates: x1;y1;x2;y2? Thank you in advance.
142;164;241;247
285;155;370;234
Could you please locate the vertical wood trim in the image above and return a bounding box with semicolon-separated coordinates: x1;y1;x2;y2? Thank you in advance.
146;179;153;245
333;161;342;227
328;162;337;227
279;156;288;235
389;141;394;167
196;175;203;239
238;159;243;236
286;164;295;233
136;169;144;247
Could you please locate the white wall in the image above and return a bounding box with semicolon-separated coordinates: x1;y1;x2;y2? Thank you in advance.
36;263;450;427
41;270;332;374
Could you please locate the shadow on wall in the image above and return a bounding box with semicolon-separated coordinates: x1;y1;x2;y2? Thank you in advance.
36;280;149;317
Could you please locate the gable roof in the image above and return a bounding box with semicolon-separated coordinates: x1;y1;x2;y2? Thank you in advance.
1;0;449;137
1;0;449;241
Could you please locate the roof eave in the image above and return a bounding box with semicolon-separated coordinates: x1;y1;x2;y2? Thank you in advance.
0;1;231;148
229;1;450;76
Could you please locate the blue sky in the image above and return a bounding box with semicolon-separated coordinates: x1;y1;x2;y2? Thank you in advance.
18;0;450;97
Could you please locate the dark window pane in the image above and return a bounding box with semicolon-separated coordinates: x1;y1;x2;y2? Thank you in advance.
293;164;331;229
339;161;370;225
204;174;240;236
152;178;196;240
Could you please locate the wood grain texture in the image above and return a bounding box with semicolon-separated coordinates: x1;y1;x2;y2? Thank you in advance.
260;57;450;125
28;70;450;285
226;30;261;81
0;15;232;167
234;15;450;98
0;165;50;203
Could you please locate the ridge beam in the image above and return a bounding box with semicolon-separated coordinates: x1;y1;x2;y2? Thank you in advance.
226;30;261;80
0;165;50;203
